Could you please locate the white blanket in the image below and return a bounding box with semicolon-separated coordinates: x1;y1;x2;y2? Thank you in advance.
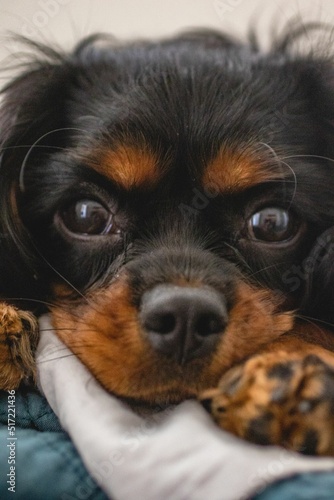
36;315;334;500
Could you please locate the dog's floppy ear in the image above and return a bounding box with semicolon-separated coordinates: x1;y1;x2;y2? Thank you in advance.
296;57;334;326
302;227;334;326
0;47;70;306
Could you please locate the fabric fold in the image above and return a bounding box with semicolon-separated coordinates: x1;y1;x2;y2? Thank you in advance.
36;315;334;500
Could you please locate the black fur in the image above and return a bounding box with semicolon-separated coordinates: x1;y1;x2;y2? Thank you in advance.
1;26;334;327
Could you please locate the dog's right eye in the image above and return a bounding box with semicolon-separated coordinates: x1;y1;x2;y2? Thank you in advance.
59;199;118;236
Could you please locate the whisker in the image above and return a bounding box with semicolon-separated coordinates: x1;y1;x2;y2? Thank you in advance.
24;241;92;305
43;264;88;303
259;142;297;208
223;242;252;271
247;263;284;278
0;144;68;154
281;153;334;164
2;297;56;309
295;313;334;331
38;353;77;363
19;126;88;192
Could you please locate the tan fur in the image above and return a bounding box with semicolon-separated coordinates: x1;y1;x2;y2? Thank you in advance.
0;303;39;390
87;143;163;190
50;276;293;404
201;145;287;194
201;342;334;456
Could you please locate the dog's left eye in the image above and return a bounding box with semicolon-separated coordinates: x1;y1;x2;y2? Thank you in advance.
248;207;297;243
59;199;118;236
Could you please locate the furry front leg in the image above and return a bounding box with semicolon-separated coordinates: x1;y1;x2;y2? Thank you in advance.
0;303;39;390
201;347;334;456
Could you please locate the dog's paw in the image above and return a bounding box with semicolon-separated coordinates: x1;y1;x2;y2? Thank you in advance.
200;351;334;456
0;303;39;390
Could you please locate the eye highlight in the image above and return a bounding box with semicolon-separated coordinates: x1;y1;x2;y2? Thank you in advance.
248;207;297;243
60;199;119;236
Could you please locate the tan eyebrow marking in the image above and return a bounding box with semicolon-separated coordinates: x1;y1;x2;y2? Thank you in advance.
202;146;286;193
88;143;162;190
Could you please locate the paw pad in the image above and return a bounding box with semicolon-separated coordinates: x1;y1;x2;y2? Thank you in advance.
200;351;334;456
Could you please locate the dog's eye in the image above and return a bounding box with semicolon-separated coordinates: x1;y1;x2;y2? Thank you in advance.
248;207;297;243
60;199;117;235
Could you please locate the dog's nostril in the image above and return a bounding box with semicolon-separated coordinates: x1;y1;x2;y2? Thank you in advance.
144;312;176;335
196;313;225;336
140;284;228;364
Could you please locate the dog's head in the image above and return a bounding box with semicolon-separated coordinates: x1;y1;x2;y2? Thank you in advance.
1;28;334;404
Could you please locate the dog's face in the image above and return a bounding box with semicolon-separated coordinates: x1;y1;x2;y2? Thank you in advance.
1;30;334;405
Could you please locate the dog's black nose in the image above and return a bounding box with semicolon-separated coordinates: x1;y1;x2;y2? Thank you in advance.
140;284;227;364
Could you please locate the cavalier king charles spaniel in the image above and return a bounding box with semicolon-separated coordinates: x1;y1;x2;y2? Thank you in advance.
1;25;334;455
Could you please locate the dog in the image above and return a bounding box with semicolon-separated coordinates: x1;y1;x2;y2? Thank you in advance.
1;25;334;457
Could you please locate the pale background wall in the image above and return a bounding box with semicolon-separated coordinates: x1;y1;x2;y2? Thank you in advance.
0;0;334;69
